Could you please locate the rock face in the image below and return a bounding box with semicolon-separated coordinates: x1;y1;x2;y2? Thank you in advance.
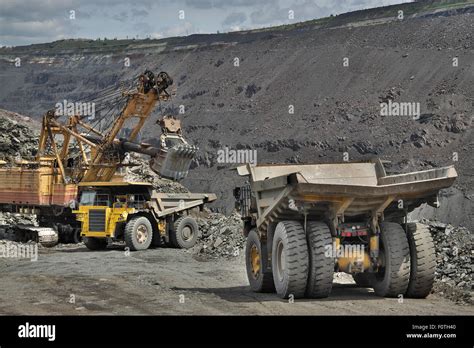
0;110;39;159
1;7;472;228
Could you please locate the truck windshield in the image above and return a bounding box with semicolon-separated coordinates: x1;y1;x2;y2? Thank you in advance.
80;192;110;206
80;191;96;206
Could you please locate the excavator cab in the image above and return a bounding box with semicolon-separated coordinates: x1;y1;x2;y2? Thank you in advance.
149;116;197;181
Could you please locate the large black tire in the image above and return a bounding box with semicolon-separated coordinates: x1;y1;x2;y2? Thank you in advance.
245;229;275;293
152;230;165;248
73;228;82;244
170;216;199;249
370;222;411;297
124;216;153;251
83;237;107;250
271;221;309;299
305;221;334;298
405;223;436;298
352;273;372;287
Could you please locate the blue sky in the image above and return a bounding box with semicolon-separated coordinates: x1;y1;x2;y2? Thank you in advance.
0;0;411;47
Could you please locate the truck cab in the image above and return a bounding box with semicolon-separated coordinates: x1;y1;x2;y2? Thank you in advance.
74;182;153;250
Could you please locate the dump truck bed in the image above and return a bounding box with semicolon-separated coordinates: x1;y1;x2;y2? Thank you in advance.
149;192;217;217
77;181;217;218
237;160;457;230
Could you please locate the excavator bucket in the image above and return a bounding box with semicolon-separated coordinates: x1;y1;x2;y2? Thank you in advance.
150;143;197;181
147;115;198;181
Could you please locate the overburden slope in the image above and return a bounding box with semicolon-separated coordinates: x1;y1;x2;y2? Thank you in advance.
0;3;472;227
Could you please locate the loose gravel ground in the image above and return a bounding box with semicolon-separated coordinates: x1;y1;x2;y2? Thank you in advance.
0;243;472;315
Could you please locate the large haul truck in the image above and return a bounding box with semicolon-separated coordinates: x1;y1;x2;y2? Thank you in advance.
234;159;457;299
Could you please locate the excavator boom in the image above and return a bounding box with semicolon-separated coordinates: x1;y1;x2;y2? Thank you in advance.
36;70;197;183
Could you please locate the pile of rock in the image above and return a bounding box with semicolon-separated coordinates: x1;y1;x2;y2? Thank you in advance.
0;116;39;159
0;212;38;240
0;212;37;226
422;220;473;304
123;153;189;193
0;239;38;247
193;211;244;259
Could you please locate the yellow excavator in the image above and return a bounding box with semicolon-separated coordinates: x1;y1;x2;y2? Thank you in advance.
0;70;207;249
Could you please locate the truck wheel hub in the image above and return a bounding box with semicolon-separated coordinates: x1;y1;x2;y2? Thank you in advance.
136;225;149;244
276;240;286;282
181;225;193;241
250;244;261;278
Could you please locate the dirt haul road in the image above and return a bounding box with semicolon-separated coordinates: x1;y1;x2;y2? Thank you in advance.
0;244;472;316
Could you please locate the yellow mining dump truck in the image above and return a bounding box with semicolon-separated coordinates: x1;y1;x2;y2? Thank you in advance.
74;181;216;251
234;159;457;299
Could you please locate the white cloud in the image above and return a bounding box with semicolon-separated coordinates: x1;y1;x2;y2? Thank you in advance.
0;0;410;46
